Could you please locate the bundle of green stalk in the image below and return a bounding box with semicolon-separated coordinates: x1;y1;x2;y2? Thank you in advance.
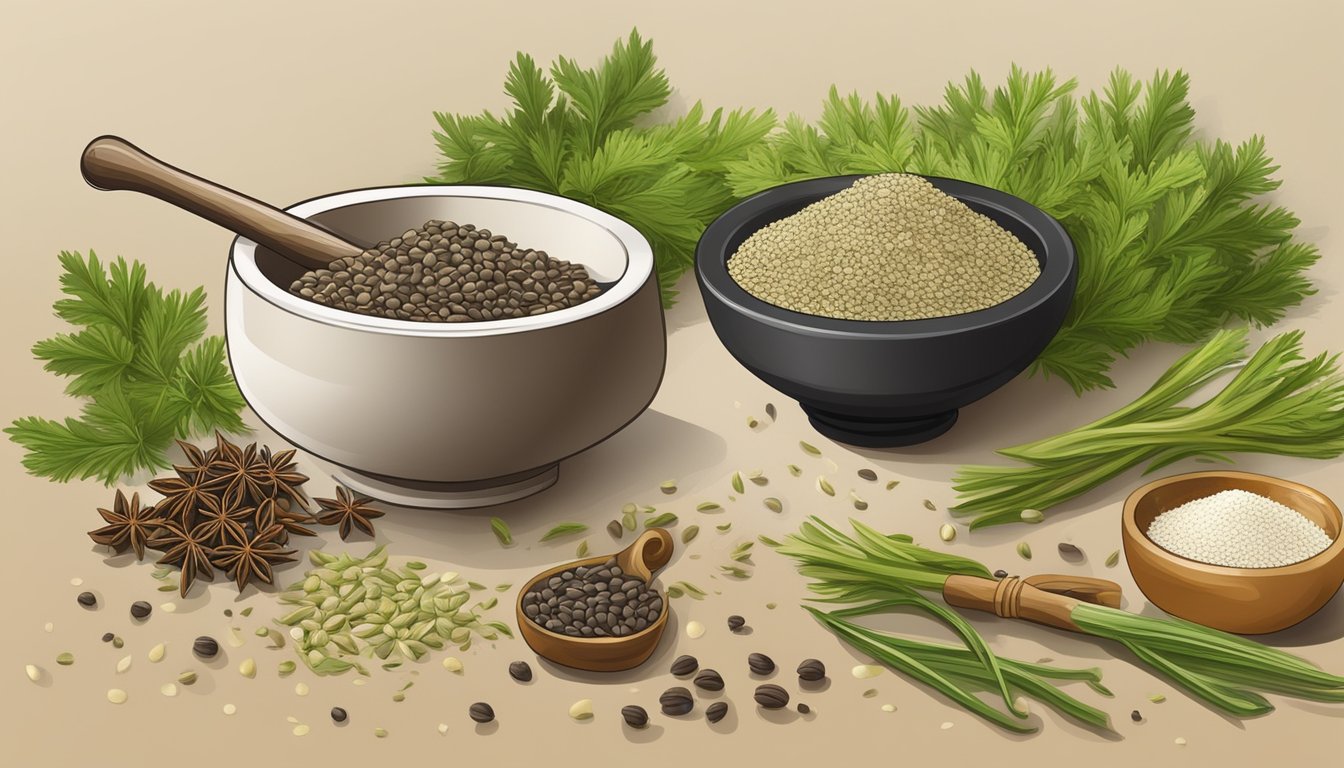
953;328;1344;528
769;517;1344;732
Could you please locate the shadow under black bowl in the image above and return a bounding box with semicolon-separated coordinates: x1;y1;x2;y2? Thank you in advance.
694;174;1076;448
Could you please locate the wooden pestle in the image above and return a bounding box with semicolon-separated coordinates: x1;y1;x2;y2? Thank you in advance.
80;135;362;271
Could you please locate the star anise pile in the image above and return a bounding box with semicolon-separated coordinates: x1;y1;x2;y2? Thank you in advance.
87;434;384;596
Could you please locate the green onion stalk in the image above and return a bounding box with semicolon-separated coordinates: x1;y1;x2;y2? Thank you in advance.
769;517;1344;731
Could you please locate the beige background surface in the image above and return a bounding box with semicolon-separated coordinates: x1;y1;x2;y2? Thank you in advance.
2;0;1342;765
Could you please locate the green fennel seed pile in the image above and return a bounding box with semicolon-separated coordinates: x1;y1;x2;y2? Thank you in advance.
727;174;1041;321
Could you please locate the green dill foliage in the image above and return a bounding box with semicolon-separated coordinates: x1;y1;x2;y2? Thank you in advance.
427;30;775;306
725;67;1318;392
6;251;247;484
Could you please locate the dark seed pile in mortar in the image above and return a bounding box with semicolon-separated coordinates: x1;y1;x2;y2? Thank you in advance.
521;557;663;638
289;220;602;323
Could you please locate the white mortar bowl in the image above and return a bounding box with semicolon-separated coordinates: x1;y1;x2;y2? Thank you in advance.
225;186;665;508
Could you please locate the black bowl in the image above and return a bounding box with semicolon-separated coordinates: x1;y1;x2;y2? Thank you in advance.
695;174;1076;447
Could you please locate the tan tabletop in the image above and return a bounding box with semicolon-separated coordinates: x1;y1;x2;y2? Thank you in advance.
2;1;1341;766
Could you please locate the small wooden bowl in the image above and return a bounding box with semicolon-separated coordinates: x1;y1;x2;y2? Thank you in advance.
1122;470;1344;634
517;528;674;671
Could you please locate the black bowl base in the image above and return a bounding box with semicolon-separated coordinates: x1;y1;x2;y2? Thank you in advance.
803;406;959;448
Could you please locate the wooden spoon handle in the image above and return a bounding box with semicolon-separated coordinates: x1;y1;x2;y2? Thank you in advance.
617;528;675;582
80;135;359;271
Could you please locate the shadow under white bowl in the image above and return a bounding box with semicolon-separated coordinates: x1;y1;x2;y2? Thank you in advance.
225;185;665;508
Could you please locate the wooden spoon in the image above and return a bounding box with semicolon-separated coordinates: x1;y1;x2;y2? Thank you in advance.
80;135;361;271
517;528;675;672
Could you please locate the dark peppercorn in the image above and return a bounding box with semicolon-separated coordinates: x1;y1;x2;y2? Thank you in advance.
754;683;790;709
621;705;649;728
858;469;878;481
469;702;495;723
224;609;233;618
101;632;115;643
1059;543;1083;558
192;635;219;659
705;701;729;723
993;569;1009;579
693;669;725;691
797;658;826;682
748;652;776;675
508;661;533;682
1131;710;1143;722
797;703;811;714
330;707;348;723
670;654;698;676
727;615;746;632
77;592;97;608
130;601;152;620
660;686;694;716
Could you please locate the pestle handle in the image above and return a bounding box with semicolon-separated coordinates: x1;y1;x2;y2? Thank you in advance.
80;135;360;271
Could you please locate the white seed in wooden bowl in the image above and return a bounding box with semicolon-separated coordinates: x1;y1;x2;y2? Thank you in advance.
1146;489;1332;568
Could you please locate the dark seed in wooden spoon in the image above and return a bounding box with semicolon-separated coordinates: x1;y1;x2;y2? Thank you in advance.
694;669;724;691
621;705;648;728
706;701;729;723
754;684;789;709
797;658;826;682
508;661;532;682
660;686;694;716
469;702;495;723
748;652;775;675
670;655;698;676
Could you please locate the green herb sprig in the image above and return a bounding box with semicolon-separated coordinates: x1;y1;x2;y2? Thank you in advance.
427;29;775;306
7;251;247;484
952;328;1344;527
724;68;1317;393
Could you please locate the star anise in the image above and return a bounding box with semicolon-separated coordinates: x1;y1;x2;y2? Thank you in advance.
314;486;385;541
255;497;317;543
152;521;215;597
211;525;296;591
88;490;167;560
257;446;311;511
192;492;252;548
147;442;216;527
204;433;272;507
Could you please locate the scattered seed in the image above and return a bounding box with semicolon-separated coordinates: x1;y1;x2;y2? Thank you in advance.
112;637;124;649
621;510;637;532
1131;709;1143;722
1020;509;1044;524
766;403;778;421
696;502;722;512
728;615;746;632
1017;542;1033;560
787;464;803;477
747;416;759;428
291;724;310;737
1149;694;1166;703
569;699;593;720
277;661;295;677
76;592;97;608
442;657;464;673
508;661;533;682
227;628;245;648
130;601;152;620
540;522;587;542
177;670;197;685
239;658;256;678
1175;737;1187;746
754;684;789;709
704;701;728;723
694;669;725;691
660;687;694;716
575;540;589;558
732;472;745;493
391;693;405;703
71;578;84;586
660;480;678;495
621;705;649;728
489;517;512;546
816;476;836;497
223;703;237;715
295;682;310;696
797;659;826;681
25;664;41;682
671;655;699;676
748;653;776;675
606;520;623;539
717;523;733;532
43;622;53;633
938;524;956;542
941;721;954;730
797;703;811;714
148;643;165;663
469;702;495;723
160;602;177;613
1105;550;1120;568
116;655;132;673
881;704;896;712
852;664;882;679
52;651;74;667
851;491;868;511
682;526;700;544
763;497;783;513
923;499;937;511
886;480;899;490
1058;542;1083;559
107;688;127;704
374;727;388;738
645;512;679;528
162;683;179;697
437;723;448;735
862;688;878;698
686;621;705;639
101;633;114;643
766;602;777;610
800;441;821;456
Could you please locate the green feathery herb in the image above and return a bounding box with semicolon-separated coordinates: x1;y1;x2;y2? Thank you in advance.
426;30;775;306
7;251;247;484
953;328;1344;527
724;67;1317;393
